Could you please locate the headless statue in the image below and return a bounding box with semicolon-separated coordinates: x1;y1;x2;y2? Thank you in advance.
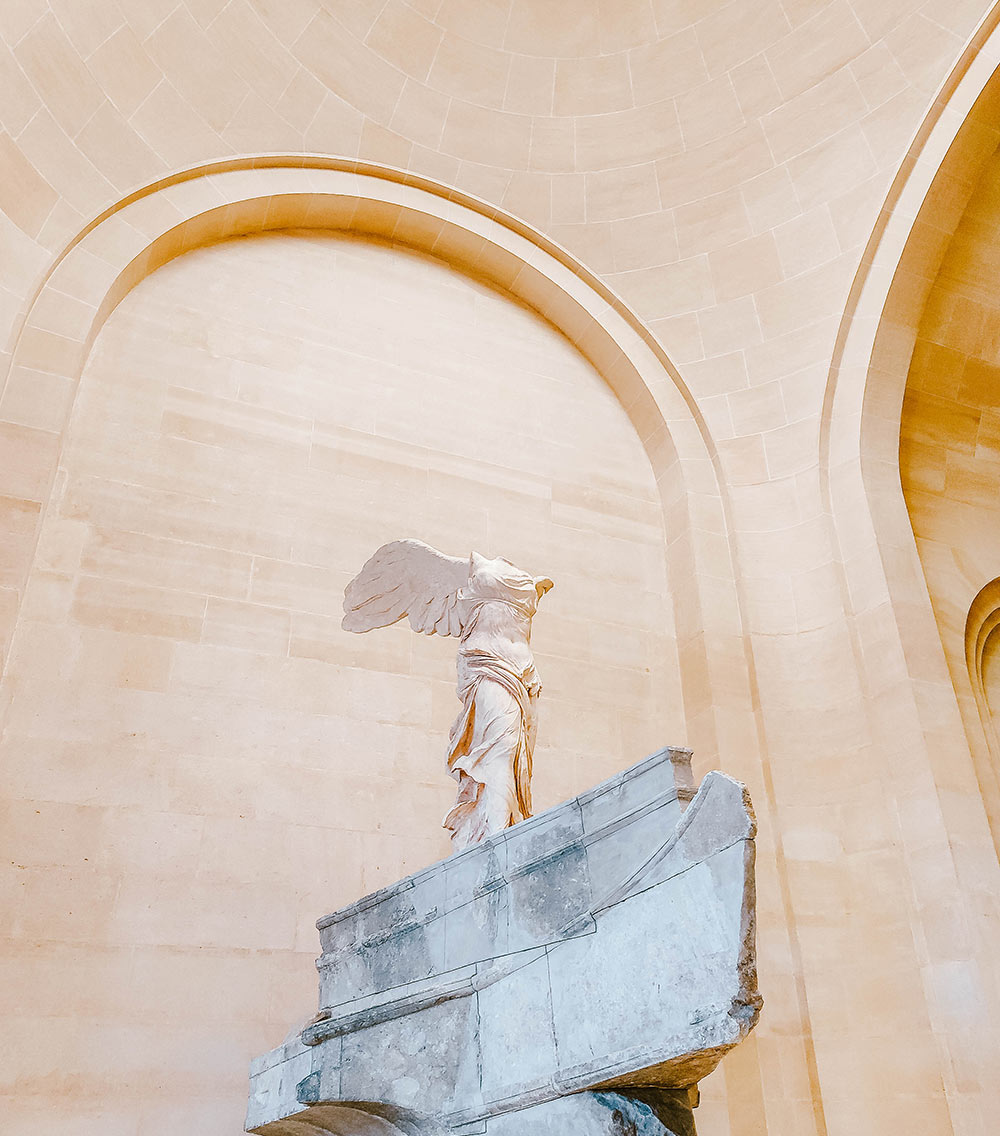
342;540;553;850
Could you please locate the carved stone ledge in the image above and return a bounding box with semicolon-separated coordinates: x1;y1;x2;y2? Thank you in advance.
247;747;760;1135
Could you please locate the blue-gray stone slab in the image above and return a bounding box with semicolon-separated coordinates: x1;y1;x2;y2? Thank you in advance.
246;746;761;1135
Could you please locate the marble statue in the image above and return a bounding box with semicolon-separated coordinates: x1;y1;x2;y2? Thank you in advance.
342;539;553;849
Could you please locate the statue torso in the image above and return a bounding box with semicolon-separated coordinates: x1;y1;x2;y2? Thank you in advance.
458;555;539;678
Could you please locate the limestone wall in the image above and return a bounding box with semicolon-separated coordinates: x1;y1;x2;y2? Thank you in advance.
1;227;678;1132
1;3;1000;1136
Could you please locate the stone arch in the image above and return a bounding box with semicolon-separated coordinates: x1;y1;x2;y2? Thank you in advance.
818;4;1000;863
809;20;1000;1123
822;5;1000;590
0;158;745;763
966;578;1000;773
818;6;1000;835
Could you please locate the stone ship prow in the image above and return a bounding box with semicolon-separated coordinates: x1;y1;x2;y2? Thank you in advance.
247;747;761;1135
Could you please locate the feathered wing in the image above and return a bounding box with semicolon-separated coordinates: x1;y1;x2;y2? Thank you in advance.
342;539;471;636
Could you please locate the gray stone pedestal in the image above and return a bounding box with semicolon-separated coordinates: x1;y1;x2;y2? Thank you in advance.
247;748;761;1135
480;1086;699;1135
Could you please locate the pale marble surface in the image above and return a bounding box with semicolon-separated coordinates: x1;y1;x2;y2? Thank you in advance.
344;540;553;849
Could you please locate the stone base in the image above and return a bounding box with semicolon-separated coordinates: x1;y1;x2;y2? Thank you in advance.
480;1087;698;1135
247;748;759;1135
258;1089;698;1136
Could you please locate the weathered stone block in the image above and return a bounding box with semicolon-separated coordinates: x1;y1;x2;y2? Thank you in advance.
247;747;760;1135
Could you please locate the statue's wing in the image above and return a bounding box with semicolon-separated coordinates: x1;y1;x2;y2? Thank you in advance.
342;539;470;637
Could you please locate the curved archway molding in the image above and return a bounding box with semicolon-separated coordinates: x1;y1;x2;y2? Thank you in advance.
811;9;1000;1126
820;5;1000;819
822;2;1000;609
966;577;1000;779
824;7;1000;550
0;159;749;770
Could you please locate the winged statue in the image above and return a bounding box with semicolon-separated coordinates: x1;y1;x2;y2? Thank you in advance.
343;540;553;850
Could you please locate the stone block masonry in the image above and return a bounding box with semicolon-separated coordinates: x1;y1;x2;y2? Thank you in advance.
247;747;760;1134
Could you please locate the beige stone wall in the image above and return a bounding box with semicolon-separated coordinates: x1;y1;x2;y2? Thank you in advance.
1;227;678;1133
2;2;1000;1136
